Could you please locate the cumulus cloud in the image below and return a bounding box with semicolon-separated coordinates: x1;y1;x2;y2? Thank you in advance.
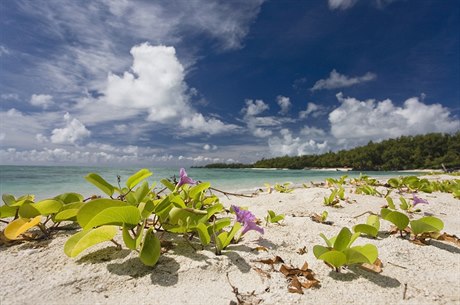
241;99;273;137
311;69;376;91
328;0;359;10
329;93;460;146
50;113;91;145
299;102;326;119
103;43;239;135
12;0;265;96
300;126;327;138
203;144;218;151
268;128;329;156
106;44;187;122
277;95;291;115
30;94;54;109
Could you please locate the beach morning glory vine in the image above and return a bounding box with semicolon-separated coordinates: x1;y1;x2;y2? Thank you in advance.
232;205;264;236
177;168;197;188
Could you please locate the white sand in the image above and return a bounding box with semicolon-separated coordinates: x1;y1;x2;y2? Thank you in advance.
1;178;459;305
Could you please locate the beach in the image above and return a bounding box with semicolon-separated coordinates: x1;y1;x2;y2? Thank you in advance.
1;174;459;305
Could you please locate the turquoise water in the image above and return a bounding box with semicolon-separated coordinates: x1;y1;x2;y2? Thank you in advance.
0;165;410;201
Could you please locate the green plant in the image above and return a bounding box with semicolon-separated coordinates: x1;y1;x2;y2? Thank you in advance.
1;192;84;240
355;185;381;196
265;210;285;225
313;227;378;272
353;215;380;238
325;175;348;187
60;169;263;266
323;189;340;207
274;182;293;193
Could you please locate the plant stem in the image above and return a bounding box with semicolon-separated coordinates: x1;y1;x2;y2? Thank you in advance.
111;239;122;250
209;187;253;198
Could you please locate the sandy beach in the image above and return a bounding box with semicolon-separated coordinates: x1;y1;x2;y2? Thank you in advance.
1;175;459;305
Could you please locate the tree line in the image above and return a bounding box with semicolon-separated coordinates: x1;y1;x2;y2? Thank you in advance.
203;132;460;171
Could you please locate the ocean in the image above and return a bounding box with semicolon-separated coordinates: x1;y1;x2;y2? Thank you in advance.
0;165;411;202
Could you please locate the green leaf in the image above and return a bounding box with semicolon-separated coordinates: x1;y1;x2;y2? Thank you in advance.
189;182;211;198
54;193;84;204
2;194;16;206
64;225;118;257
53;202;85;222
122;223;144;250
319;233;333;248
139;228;161;266
205;203;224;220
321;211;328;222
19;199;63;218
367;215;380;231
167;207;206;226
196;223;211;246
318;250;347;269
160;179;176;192
85;173;115;197
313;245;330;259
387;178;401;188
353;224;378;238
399;197;409;210
344;244;378;265
386;197;395;210
208;218;232;236
77;199;141;229
3;216;42;240
333;227;352;251
0;204;18;218
126;169;152;190
135;181;151;203
139;200;155;219
381;208;409;231
410;216;444;235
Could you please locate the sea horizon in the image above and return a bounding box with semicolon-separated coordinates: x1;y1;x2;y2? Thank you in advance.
0;165;424;202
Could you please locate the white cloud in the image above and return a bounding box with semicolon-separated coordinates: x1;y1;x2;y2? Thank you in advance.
241;99;273;138
30;94;54;109
328;0;359;10
328;0;400;10
329;93;460;146
102;43;239;136
311;69;376;91
13;0;265;95
50;113;91;145
268;128;329;156
299;102;326;119
277;95;291;115
242;99;269;117
0;45;9;56
179;113;240;136
300;126;327;138
0;133;5;141
0;109;59;149
106;44;188;122
203;144;218;151
1;93;19;100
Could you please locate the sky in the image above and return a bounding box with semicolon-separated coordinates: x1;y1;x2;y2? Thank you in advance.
0;0;459;166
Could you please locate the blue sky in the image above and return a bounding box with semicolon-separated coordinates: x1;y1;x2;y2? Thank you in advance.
0;0;459;166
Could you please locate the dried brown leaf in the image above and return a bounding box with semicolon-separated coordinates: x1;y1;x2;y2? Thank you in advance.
437;232;460;247
300;279;321;289
296;246;307;255
253;267;271;279
254;256;284;265
288;276;304;294
410;238;429;246
251;246;269;252
360;258;383;273
310;213;322;223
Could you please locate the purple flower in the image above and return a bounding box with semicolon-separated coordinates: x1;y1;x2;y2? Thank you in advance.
413;195;429;206
231;205;264;235
177;168;196;188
